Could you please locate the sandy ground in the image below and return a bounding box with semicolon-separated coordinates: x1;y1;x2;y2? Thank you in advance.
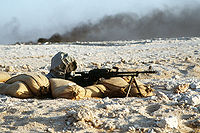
0;37;200;133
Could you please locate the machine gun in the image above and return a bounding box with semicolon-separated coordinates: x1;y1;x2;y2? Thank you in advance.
65;67;157;97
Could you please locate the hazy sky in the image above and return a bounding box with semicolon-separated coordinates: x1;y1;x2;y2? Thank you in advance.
0;0;199;44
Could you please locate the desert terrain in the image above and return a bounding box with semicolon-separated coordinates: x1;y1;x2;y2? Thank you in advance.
0;37;200;133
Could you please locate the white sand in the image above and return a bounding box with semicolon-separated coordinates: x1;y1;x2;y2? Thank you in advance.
0;37;200;132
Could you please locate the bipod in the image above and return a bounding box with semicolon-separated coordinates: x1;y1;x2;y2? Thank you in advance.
126;75;142;97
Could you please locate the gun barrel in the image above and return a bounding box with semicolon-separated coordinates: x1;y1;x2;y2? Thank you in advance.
108;71;157;77
112;71;157;74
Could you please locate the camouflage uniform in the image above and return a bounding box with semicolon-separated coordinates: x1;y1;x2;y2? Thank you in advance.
46;52;77;79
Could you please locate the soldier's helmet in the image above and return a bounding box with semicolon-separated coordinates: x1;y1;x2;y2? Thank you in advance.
46;52;77;79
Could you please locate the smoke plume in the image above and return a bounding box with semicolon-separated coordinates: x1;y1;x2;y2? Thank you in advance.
39;5;200;43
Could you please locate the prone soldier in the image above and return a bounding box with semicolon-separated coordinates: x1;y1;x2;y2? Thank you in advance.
0;52;156;99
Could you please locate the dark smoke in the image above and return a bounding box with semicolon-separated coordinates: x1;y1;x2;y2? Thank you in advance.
38;6;200;43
